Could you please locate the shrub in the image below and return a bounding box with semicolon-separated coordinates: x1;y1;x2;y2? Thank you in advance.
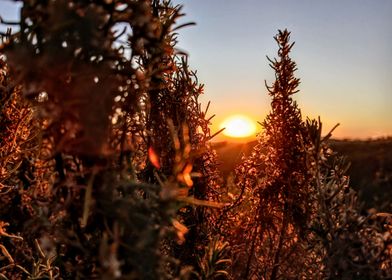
225;30;392;279
0;1;221;278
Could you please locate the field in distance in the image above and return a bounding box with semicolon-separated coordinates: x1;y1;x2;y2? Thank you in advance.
214;137;392;211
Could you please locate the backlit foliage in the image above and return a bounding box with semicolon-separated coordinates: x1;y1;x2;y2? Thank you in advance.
305;118;392;279
224;30;392;279
0;2;390;280
223;30;312;279
0;1;221;279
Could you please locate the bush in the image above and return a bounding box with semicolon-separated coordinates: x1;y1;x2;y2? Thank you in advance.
1;2;390;279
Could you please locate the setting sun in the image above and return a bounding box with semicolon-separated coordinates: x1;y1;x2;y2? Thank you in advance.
220;115;257;138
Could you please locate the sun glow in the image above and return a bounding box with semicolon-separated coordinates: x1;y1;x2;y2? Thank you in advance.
220;115;257;138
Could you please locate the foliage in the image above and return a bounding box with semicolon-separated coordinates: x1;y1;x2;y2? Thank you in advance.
225;29;312;279
0;0;221;279
223;30;392;279
195;237;231;280
0;2;391;279
304;118;392;279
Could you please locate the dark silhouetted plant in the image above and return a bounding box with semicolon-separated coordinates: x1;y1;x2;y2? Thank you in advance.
228;29;312;279
0;0;222;279
303;118;392;279
1;2;390;279
225;30;392;280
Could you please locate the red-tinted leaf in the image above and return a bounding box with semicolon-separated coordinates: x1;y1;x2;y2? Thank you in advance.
148;147;161;169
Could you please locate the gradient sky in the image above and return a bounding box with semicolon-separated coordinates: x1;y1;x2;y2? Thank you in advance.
173;0;392;140
1;1;391;140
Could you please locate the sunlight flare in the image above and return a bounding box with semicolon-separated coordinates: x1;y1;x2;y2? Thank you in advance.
220;115;257;138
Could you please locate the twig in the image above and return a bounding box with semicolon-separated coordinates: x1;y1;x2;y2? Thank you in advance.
81;169;98;228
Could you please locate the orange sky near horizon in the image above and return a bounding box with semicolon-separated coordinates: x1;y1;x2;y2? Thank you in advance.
211;101;392;142
212;110;391;143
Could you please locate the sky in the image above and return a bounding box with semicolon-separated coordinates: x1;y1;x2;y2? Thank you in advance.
0;0;391;140
172;0;392;140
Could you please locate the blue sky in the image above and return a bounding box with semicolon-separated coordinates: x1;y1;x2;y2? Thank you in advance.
1;0;391;139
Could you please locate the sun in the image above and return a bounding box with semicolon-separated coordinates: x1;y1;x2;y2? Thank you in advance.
220;115;257;139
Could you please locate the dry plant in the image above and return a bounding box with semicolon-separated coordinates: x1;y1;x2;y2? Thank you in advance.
0;2;390;279
304;118;392;279
0;0;222;279
223;30;392;279
225;29;312;279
